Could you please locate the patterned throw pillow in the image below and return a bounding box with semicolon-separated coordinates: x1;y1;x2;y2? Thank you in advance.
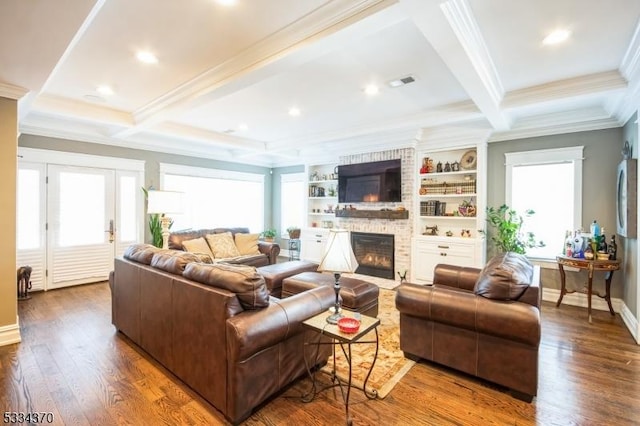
234;233;261;255
205;232;241;259
181;237;215;259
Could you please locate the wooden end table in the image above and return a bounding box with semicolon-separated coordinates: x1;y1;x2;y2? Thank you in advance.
301;310;380;425
556;255;620;323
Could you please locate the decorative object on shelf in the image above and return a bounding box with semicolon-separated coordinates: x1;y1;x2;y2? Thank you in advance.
451;161;460;172
461;229;471;238
146;189;183;249
584;243;594;260
261;228;277;242
318;229;359;324
608;235;617;260
436;161;443;173
419;187;427;195
457;199;476;217
483;204;544;254
444;162;451;172
445;230;453;237
424;225;438;236
327;185;336;196
460;149;477;170
286;226;301;239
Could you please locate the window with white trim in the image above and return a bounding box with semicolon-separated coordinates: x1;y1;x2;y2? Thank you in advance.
505;146;583;260
280;173;305;234
159;164;265;233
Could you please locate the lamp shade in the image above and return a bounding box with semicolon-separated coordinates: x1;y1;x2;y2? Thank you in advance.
147;190;184;214
318;229;358;273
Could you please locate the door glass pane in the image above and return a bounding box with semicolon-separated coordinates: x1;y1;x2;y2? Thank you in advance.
119;175;136;241
58;172;105;246
17;169;41;250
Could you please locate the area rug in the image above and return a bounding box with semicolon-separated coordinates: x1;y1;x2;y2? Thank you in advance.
320;288;415;399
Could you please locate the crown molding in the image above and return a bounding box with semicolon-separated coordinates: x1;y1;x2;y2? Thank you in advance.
0;82;29;100
439;0;503;107
502;71;627;110
417;124;492;148
150;122;267;153
31;94;132;126
620;17;640;83
115;0;398;137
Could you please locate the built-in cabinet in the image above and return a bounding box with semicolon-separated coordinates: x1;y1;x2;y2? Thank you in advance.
301;163;338;263
300;227;330;263
411;143;486;284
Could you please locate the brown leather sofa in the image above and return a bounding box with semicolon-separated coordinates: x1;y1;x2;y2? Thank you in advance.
168;227;280;266
110;244;332;424
395;252;541;401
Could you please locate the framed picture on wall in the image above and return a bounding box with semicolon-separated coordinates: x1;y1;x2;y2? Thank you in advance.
616;158;637;238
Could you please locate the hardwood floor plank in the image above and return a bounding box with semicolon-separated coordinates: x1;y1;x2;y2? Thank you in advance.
1;282;639;425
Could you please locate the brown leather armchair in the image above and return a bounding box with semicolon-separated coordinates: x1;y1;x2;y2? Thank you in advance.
395;253;541;401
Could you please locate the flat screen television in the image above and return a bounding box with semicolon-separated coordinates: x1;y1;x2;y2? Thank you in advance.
338;159;401;203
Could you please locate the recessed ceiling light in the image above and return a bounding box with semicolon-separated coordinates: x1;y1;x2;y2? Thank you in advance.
237;123;249;131
136;50;158;64
96;85;114;96
215;0;237;5
543;29;571;45
288;107;301;117
364;84;379;96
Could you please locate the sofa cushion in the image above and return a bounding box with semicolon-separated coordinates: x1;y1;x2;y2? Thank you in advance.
123;244;162;265
206;232;241;259
182;237;215;259
183;262;269;310
474;252;534;300
151;250;210;275
234;233;260;255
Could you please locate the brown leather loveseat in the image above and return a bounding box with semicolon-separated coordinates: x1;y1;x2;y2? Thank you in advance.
168;227;280;266
110;244;332;424
395;252;541;401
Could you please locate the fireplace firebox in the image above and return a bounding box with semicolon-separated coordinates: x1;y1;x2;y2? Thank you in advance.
350;232;394;279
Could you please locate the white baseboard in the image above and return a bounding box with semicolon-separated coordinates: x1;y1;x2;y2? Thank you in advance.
0;317;21;347
543;288;639;343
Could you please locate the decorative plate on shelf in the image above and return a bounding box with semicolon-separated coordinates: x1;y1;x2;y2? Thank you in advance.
460;150;477;170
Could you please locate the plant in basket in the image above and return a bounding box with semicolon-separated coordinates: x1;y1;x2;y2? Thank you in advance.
457;199;476;217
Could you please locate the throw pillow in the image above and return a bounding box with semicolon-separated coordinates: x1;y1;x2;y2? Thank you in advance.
182;237;215;259
183;262;269;310
234;233;261;255
205;232;241;259
474;252;534;300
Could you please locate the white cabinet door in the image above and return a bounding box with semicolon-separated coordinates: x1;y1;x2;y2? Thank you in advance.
300;228;329;263
411;237;476;284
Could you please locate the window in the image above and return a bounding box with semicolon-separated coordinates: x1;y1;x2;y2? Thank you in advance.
159;164;265;233
505;146;583;260
280;173;305;234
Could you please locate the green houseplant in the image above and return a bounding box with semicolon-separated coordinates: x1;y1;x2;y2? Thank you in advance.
286;226;301;239
261;228;277;242
142;187;173;248
484;204;544;254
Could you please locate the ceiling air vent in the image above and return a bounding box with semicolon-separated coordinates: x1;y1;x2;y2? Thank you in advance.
388;75;416;88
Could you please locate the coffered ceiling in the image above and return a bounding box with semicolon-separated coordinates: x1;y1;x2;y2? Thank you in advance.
2;0;640;166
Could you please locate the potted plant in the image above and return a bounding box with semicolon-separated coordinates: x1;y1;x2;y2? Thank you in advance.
286;226;301;239
142;187;173;248
483;204;544;254
261;228;277;242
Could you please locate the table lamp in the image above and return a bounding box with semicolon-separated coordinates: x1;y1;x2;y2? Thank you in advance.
318;229;359;324
146;190;184;249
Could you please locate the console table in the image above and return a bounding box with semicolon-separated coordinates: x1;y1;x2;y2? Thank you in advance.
555;255;620;323
302;311;380;425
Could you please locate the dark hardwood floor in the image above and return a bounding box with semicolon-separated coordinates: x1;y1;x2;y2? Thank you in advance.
1;281;639;425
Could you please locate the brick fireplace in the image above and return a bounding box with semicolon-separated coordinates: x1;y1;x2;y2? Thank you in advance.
336;148;415;282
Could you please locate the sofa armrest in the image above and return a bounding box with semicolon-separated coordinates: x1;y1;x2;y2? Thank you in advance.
433;264;481;291
395;283;540;347
226;286;334;362
258;241;280;264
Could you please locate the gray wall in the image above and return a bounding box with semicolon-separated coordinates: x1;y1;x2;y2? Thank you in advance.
271;165;305;245
487;127;626;299
623;113;638;316
19;134;275;238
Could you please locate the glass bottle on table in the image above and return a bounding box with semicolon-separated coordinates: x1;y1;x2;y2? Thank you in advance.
608;235;617;260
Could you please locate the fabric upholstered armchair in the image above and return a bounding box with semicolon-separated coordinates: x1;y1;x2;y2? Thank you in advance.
395;252;541;401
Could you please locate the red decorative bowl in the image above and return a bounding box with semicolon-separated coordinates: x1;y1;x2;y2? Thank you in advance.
337;317;361;334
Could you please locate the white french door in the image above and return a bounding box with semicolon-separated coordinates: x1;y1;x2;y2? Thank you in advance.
16;148;144;291
48;165;116;289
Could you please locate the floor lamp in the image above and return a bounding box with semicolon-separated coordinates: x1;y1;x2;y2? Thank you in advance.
318;229;359;324
146;190;184;249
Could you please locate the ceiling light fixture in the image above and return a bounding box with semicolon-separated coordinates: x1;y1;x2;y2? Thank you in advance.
237;123;249;131
96;85;114;96
364;84;379;95
543;29;571;45
289;107;301;117
136;50;158;64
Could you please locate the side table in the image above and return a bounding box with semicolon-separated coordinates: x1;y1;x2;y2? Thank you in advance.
301;311;380;425
556;255;621;323
288;238;301;261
